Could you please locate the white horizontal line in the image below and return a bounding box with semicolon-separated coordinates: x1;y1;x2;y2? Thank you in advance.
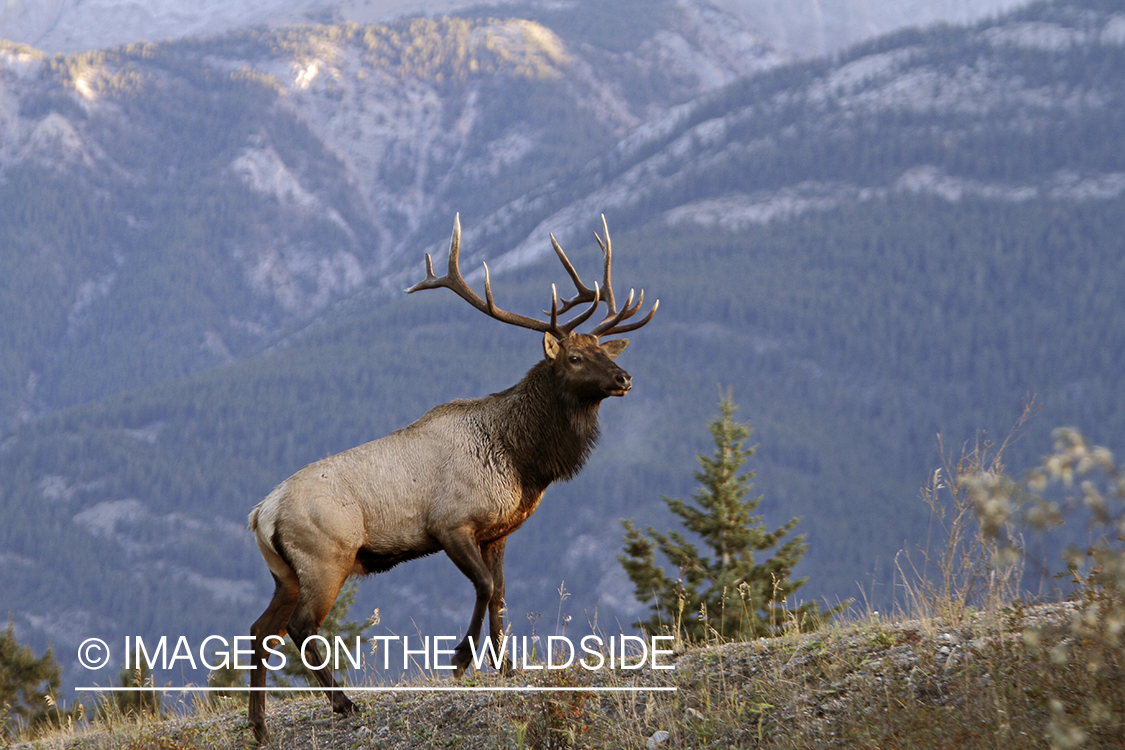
76;686;677;693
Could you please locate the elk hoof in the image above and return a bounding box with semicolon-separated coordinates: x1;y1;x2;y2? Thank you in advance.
451;647;471;678
251;723;271;746
498;657;515;678
332;695;359;716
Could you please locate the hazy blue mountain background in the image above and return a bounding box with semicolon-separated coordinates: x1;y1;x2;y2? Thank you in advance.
2;0;1124;694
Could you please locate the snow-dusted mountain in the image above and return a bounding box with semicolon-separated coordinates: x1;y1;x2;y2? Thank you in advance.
0;0;789;425
2;0;1033;56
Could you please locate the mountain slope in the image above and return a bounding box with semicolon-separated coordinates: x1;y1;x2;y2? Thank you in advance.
0;3;782;427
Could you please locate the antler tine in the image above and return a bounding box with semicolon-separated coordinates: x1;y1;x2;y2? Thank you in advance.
405;214;475;297
596;297;660;336
588;215;659;337
592;214;615;316
549;284;559;331
590;216;660;337
481;262;550;328
550;233;599;314
616;288;648;324
552;215;617;316
591;288;635;335
559;283;601;335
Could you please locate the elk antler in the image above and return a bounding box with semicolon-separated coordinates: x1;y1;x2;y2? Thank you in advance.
405;214;601;340
550;215;659;337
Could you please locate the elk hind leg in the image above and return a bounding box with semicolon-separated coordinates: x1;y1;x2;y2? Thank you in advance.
286;571;358;716
249;567;300;745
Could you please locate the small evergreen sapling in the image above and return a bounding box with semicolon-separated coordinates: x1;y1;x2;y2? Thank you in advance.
620;393;836;641
0;620;76;740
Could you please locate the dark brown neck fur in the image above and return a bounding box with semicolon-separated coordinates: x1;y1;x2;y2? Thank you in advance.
492;359;602;492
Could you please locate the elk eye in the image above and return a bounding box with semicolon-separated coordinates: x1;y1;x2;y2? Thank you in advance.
568;354;581;364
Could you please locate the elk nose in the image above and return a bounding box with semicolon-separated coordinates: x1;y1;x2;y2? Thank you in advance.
615;372;632;391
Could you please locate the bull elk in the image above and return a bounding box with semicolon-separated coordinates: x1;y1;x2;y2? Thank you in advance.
247;215;657;744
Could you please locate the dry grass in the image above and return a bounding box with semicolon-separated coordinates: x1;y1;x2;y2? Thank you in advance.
8;595;1121;750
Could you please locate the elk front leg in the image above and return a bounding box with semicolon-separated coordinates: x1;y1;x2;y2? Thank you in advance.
481;537;514;676
441;528;494;677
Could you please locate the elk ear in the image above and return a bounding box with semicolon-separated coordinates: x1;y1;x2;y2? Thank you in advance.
600;339;629;359
543;331;562;360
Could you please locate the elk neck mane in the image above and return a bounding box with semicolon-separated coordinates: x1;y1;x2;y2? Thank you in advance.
490;356;603;491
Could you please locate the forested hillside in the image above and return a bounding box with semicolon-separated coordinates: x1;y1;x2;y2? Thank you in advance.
0;2;779;426
2;0;1123;694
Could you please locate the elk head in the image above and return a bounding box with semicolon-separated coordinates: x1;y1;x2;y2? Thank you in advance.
542;333;631;401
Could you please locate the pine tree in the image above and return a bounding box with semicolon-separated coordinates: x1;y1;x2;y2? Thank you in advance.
620;393;837;641
1;620;80;740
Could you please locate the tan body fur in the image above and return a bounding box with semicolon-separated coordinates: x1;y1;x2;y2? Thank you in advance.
249;397;541;585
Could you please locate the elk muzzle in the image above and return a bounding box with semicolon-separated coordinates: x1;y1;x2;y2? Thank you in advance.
607;367;632;397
